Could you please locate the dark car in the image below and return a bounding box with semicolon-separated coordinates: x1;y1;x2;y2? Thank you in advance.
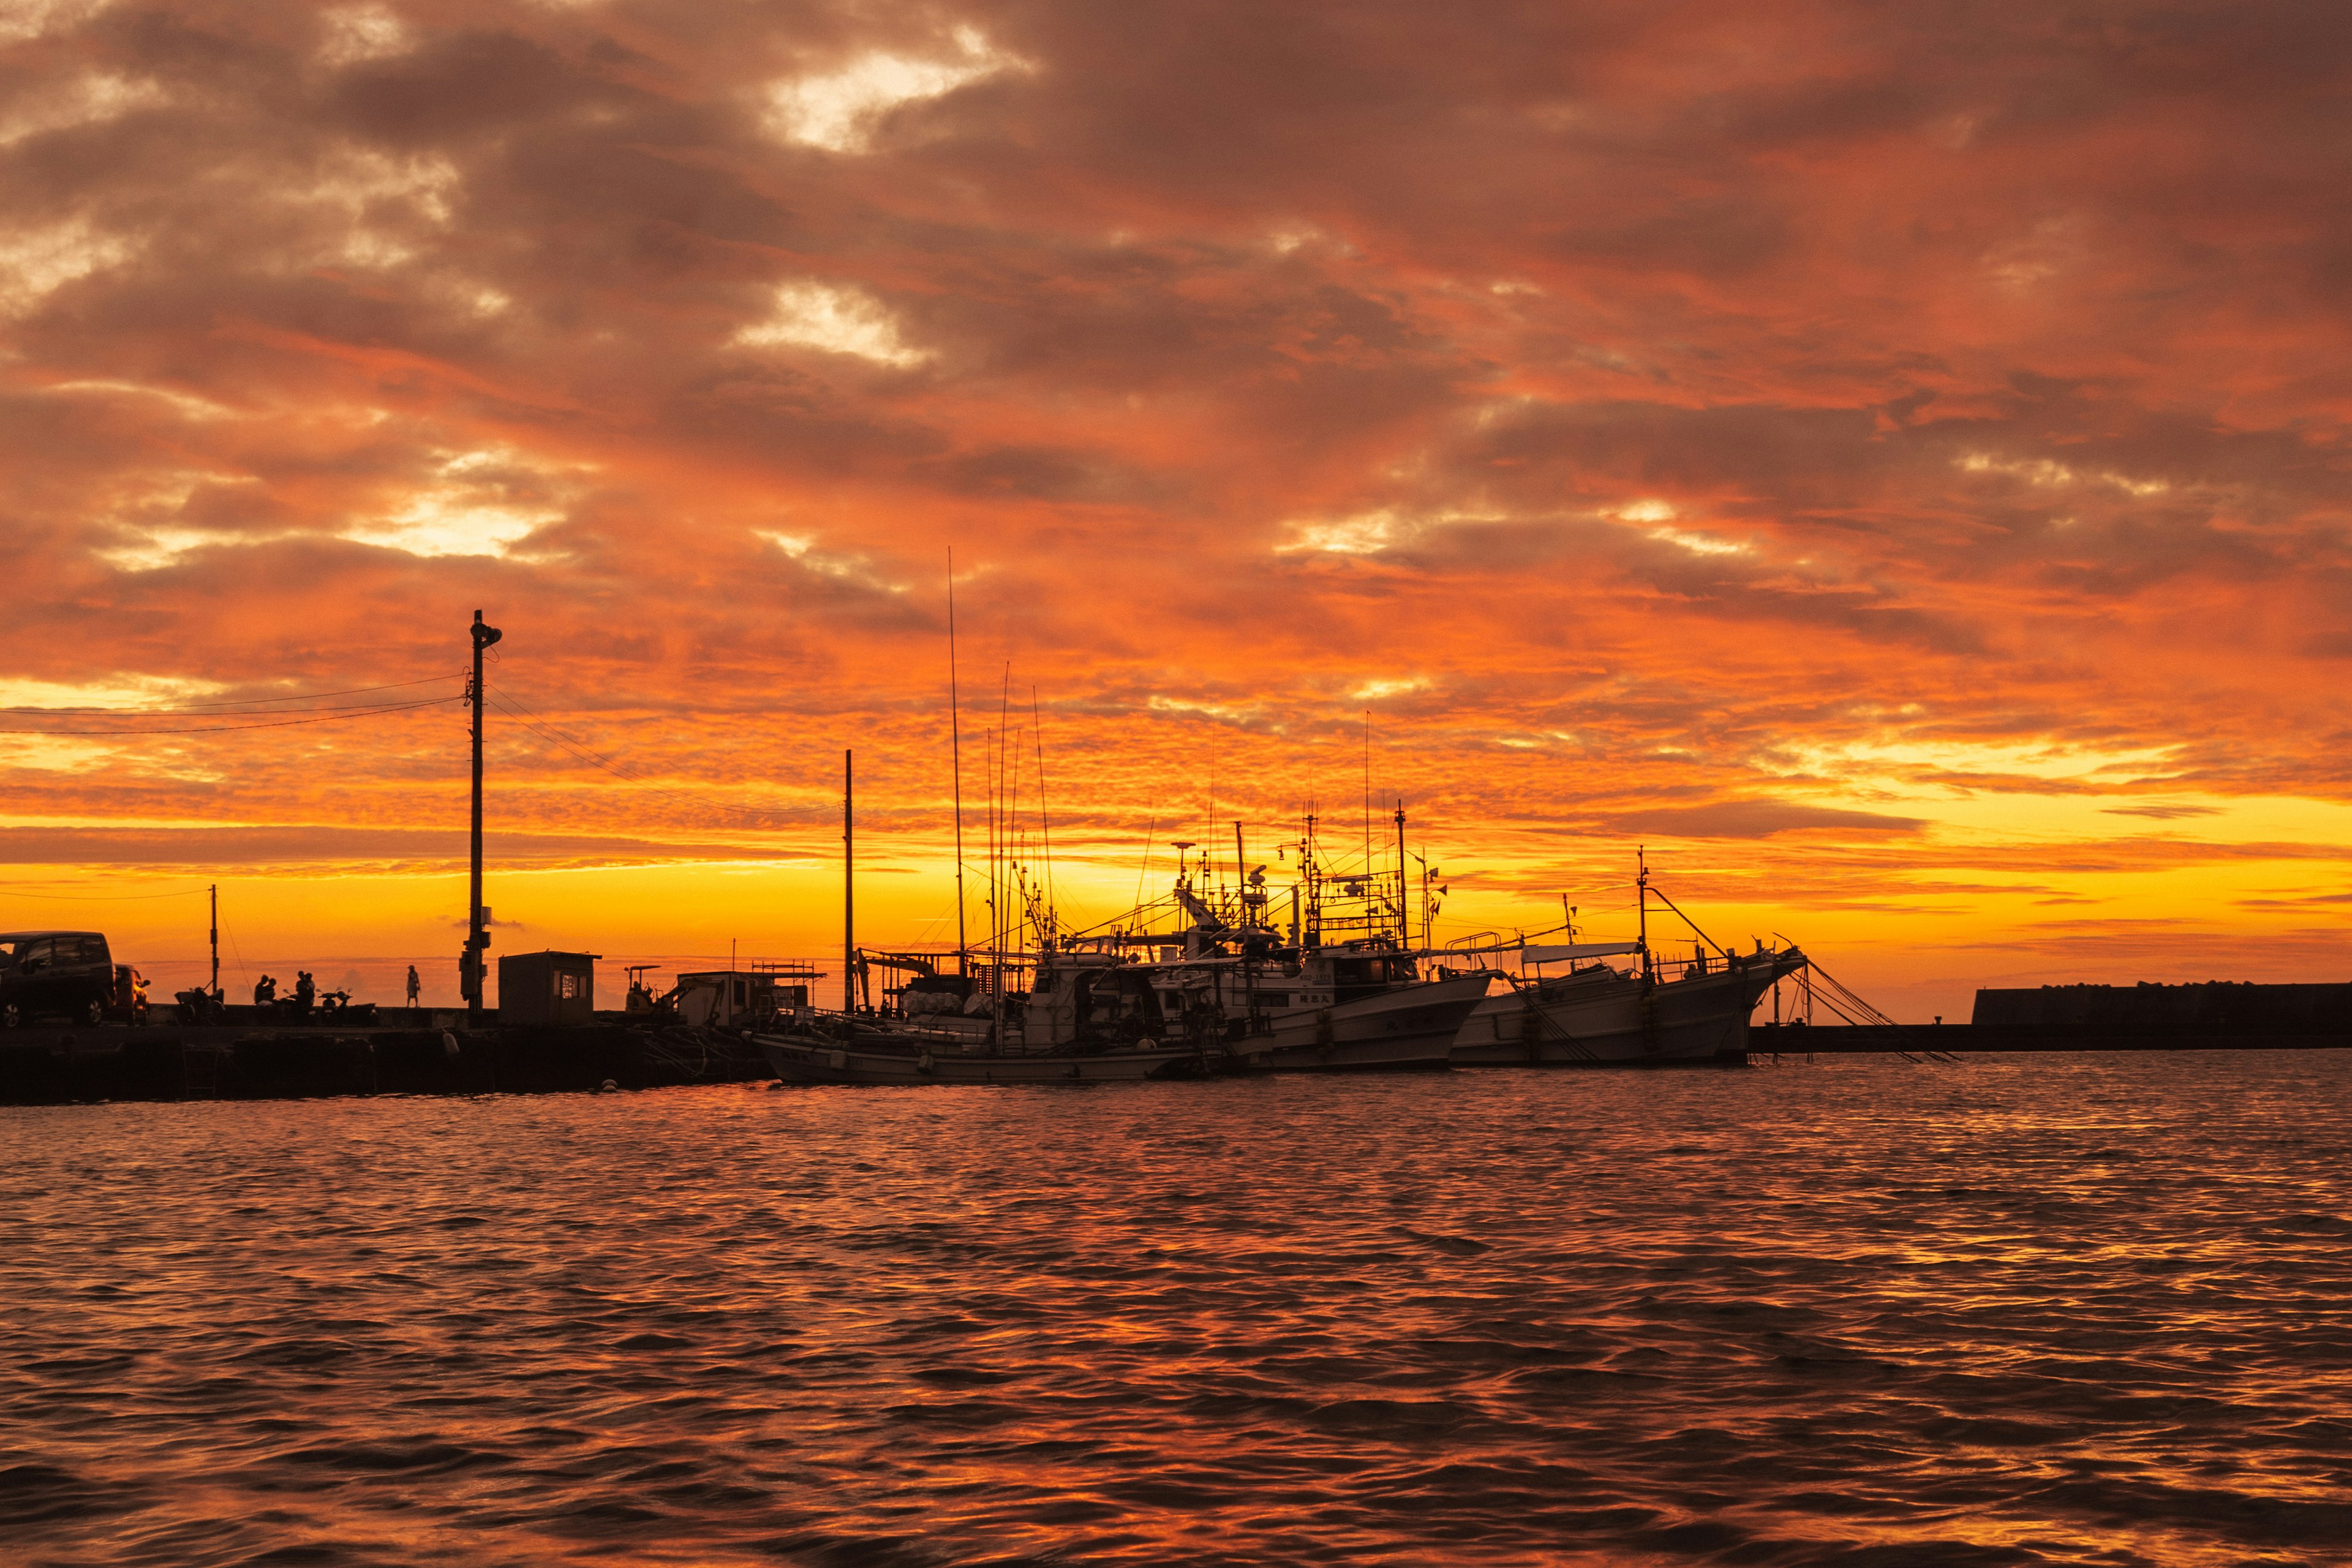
1;930;121;1028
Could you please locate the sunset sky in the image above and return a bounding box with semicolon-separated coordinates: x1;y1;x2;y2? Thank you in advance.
5;1;2349;1020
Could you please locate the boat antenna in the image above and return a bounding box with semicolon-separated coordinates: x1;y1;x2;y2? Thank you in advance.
1006;668;1016;973
1362;710;1371;878
1133;817;1158;916
1207;758;1215;894
1031;686;1053;937
948;550;966;977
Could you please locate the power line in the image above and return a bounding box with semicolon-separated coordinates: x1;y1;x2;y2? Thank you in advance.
5;695;459;723
0;695;456;736
0;888;211;901
6;673;464;715
482;689;807;829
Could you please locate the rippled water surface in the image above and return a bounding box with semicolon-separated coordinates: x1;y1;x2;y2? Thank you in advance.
6;1054;2351;1566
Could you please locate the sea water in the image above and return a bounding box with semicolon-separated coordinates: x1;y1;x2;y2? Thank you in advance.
4;1053;2348;1565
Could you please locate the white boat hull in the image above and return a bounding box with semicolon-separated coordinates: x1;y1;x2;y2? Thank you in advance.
1237;973;1493;1072
1452;953;1805;1066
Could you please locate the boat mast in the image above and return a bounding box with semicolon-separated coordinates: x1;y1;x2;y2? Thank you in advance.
1393;801;1408;948
1637;846;1651;981
208;883;219;1003
998;664;1011;988
843;748;854;1012
1031;687;1052;949
948;551;966;977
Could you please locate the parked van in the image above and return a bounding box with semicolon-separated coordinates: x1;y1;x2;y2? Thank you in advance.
1;930;125;1027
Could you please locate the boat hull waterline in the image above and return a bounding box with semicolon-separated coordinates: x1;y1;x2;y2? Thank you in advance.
1237;972;1494;1071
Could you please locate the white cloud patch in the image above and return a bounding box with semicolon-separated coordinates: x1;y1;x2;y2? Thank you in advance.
1275;512;1398;555
97;525;244;572
1147;695;1261;726
0;674;227;710
756;529;905;591
318;4;410;65
1959;452;2170;498
0;216;138;317
1605;500;1749;556
48;379;236;421
1352;677;1428;701
342;448;572;558
766;27;1018;154
1647;527;1748;557
1771;737;2181;786
735;281;930;367
0;70;166;148
0;0;112;45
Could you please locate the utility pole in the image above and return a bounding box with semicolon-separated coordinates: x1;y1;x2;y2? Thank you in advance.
208;883;219;1003
464;609;502;1022
843;748;854;1013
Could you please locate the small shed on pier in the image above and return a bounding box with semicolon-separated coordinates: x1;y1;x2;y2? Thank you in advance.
498;951;600;1026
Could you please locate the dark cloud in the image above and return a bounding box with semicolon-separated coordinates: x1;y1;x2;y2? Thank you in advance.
1604;800;1928;840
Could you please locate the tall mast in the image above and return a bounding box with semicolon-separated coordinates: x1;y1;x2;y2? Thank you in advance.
948;551;966;976
1006;668;1016;982
1637;846;1651;981
1031;687;1052;947
1393;801;1408;948
843;748;854;1012
208;883;219;1001
985;728;997;979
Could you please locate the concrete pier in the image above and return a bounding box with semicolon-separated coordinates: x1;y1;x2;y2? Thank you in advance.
0;1020;769;1104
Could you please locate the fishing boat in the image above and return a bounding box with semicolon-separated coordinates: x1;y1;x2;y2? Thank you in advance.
1449;854;1809;1065
1120;936;1490;1071
1057;810;1490;1070
1450;941;1807;1065
754;952;1219;1085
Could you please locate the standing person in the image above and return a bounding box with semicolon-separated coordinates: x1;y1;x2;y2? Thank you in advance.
295;970;315;1012
405;964;421;1011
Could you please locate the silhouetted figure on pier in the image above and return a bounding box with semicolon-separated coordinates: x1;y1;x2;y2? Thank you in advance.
294;971;315;1013
406;965;421;1010
254;974;276;1006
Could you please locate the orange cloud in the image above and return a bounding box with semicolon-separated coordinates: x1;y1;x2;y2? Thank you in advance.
4;1;2349;1019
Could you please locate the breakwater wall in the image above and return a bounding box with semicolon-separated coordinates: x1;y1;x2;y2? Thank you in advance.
1750;1022;2351;1055
0;1023;768;1105
1971;981;2352;1035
